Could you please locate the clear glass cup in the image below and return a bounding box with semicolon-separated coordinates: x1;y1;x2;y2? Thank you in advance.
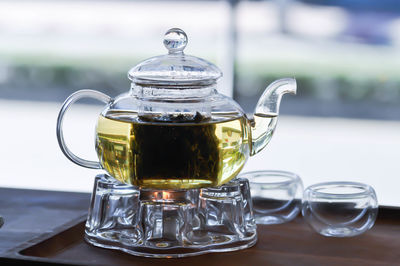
302;181;378;237
238;170;303;224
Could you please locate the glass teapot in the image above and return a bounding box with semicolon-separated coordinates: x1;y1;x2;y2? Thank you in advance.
56;28;296;190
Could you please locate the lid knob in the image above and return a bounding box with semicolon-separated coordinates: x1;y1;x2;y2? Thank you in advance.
163;28;188;54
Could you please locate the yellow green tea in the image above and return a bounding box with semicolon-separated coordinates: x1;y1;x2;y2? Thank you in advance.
96;111;250;189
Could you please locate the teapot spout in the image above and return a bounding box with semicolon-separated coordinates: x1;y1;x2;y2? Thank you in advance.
255;78;296;115
249;78;296;156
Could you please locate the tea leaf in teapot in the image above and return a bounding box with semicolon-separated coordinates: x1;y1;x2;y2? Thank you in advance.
132;113;219;186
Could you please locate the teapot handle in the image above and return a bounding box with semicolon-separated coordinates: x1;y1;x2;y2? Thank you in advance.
56;89;112;169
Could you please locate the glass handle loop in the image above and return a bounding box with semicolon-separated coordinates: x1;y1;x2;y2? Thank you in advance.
56;89;111;169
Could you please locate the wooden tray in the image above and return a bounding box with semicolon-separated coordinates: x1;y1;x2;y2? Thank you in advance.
3;207;400;266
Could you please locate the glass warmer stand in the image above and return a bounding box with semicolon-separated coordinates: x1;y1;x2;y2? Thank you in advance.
85;174;257;258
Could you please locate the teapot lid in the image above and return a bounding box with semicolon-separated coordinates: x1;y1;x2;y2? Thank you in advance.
128;28;222;86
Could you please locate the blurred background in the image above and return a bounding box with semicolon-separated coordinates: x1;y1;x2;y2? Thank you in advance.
0;0;399;205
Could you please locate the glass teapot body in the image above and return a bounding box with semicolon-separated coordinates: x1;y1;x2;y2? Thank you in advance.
56;28;296;189
95;85;249;189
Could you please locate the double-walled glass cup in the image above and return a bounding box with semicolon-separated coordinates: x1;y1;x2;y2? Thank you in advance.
239;170;303;224
302;182;378;237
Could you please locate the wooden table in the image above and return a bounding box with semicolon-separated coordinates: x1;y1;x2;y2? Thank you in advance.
0;187;398;265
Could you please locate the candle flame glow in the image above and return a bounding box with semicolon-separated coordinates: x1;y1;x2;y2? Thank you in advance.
153;191;172;200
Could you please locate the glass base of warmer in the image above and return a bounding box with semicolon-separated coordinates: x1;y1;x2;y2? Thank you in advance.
85;174;257;258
